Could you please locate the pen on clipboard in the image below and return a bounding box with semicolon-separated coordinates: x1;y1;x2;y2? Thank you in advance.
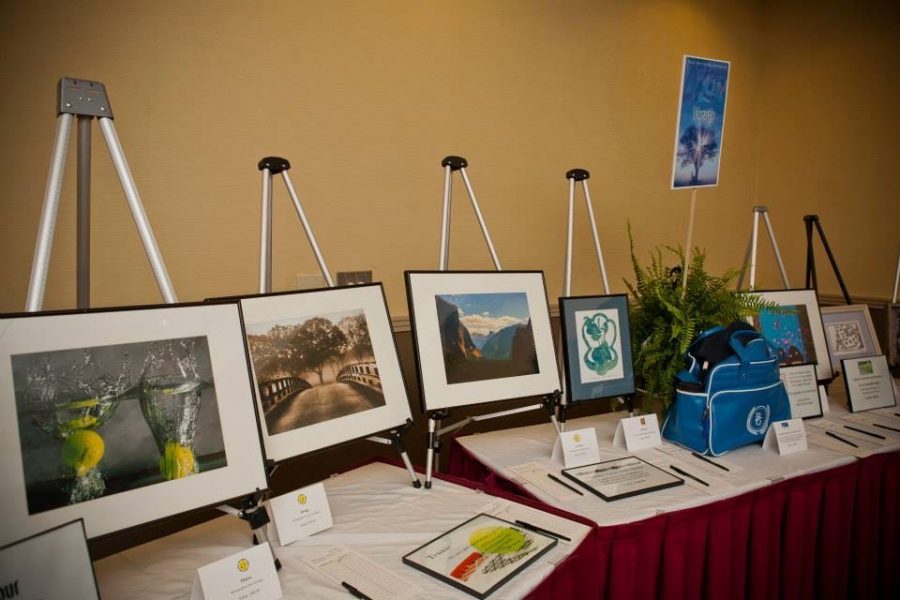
342;581;373;600
825;430;859;448
872;422;900;433
690;451;730;472
844;424;886;440
669;465;709;487
547;473;584;496
514;519;571;542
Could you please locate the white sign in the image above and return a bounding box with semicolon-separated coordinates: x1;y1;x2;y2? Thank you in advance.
779;364;822;419
192;542;282;600
763;419;808;455
0;520;98;600
613;414;662;452
269;482;333;546
843;355;897;412
559;427;601;468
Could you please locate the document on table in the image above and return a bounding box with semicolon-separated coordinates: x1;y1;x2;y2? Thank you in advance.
303;546;420;600
478;496;590;546
509;462;583;502
654;442;744;474
807;419;895;446
642;450;735;496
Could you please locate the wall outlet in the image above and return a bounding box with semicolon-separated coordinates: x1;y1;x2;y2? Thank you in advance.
336;270;373;286
294;273;327;289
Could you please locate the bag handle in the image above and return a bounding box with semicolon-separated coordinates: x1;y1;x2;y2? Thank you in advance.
728;329;760;365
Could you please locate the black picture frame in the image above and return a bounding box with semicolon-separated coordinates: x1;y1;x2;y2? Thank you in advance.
561;456;683;501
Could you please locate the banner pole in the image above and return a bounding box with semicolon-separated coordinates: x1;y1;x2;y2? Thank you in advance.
681;187;697;293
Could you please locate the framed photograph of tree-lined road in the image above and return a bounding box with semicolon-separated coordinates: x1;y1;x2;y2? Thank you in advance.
671;55;730;189
405;271;560;412
235;284;412;462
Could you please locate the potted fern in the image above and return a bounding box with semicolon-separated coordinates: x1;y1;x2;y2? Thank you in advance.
625;230;769;412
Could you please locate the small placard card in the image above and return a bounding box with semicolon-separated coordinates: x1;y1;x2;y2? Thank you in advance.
779;363;822;419
558;427;601;468
0;519;98;600
191;542;282;600
843;355;898;412
269;482;333;546
763;419;808;455
612;414;662;452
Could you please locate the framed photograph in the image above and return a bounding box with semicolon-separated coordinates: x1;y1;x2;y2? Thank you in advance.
0;519;98;599
888;303;900;367
402;513;557;599
820;305;881;374
744;289;833;381
235;284;412;462
0;303;268;545
842;355;897;412
561;456;683;501
559;294;635;402
405;271;560;412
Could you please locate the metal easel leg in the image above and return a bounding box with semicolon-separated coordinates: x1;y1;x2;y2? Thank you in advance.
281;170;334;287
737;206;789;291
439;161;454;270
458;167;503;271
259;166;274;293
581;179;610;295
26;113;73;312
805;215;852;304
76;115;92;309
762;210;791;288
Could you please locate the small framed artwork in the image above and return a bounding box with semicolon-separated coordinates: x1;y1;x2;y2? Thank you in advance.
744;289;833;381
0;303;269;545
888;303;900;367
842;355;897;412
558;294;635;402
234;284;413;462
405;271;560;412
820;304;881;374
402;513;558;599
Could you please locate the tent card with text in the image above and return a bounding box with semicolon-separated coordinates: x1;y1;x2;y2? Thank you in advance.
0;303;269;546
237;284;412;462
671;55;730;189
405;271;559;411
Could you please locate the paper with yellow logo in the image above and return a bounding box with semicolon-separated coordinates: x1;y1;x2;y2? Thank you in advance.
559;427;600;468
192;542;282;600
269;482;333;546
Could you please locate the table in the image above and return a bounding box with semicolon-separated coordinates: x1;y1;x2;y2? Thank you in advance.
95;461;600;599
449;410;900;599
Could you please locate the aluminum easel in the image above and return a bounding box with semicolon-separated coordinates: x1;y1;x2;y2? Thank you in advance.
254;157;420;487
26;78;177;311
736;206;790;290
424;156;560;488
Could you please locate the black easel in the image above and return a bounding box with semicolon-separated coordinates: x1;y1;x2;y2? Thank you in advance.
804;215;852;304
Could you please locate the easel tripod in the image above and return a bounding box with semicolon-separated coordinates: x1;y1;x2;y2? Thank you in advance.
737;206;790;290
26;78;177;311
423;156;561;488
255;157;420;487
804;214;852;304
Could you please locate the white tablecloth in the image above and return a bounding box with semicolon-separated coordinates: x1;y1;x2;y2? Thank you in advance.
95;462;590;599
453;403;900;527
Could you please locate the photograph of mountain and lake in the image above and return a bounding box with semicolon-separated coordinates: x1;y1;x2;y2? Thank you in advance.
435;292;539;384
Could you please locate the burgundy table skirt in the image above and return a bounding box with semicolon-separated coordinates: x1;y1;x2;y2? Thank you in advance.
448;442;900;600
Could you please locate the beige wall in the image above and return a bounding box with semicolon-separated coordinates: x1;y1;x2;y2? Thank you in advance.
0;1;895;316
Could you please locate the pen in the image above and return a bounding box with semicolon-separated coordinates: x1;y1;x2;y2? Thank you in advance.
547;473;584;496
342;581;373;600
844;425;886;440
825;430;859;448
690;451;730;472
669;465;709;487
871;422;900;434
514;519;571;542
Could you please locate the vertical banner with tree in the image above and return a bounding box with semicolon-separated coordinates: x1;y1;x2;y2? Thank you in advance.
671;55;730;189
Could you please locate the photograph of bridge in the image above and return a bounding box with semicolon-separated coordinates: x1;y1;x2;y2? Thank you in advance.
245;308;387;435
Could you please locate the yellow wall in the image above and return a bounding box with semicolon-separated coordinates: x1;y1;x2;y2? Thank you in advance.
0;1;895;315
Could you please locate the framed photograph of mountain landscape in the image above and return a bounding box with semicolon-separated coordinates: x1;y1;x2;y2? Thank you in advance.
405;271;559;411
0;302;269;546
743;289;833;381
235;284;412;462
559;294;635;403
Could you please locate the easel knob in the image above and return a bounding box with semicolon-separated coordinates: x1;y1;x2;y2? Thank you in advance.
258;156;291;173
565;168;590;181
441;155;468;170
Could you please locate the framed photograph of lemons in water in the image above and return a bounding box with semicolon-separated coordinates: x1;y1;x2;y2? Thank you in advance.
0;302;268;545
559;294;635;402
